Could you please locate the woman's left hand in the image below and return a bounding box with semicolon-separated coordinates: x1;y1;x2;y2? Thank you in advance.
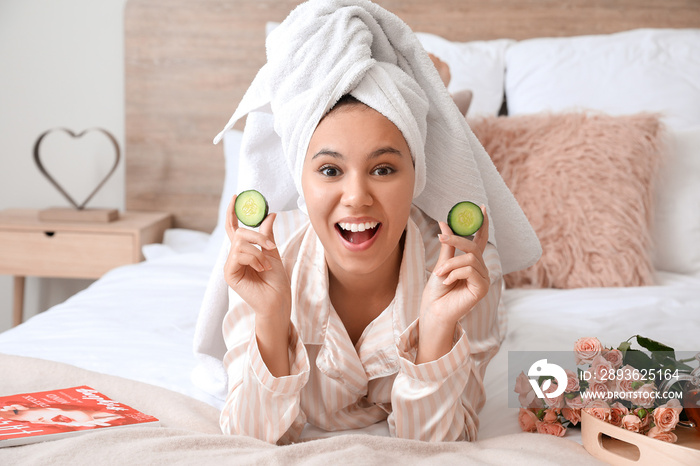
420;205;491;337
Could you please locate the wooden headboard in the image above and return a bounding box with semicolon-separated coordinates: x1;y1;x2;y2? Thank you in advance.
125;0;700;233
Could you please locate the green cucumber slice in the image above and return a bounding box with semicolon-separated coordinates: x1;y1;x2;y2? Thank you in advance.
234;190;269;227
447;201;483;237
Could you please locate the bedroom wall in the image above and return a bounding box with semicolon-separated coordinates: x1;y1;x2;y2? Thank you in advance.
0;0;128;332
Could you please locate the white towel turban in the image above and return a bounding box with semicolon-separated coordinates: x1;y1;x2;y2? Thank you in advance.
214;0;541;274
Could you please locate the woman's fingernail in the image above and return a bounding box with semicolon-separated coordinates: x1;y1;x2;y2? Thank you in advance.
438;234;448;242
434;266;443;276
266;240;276;249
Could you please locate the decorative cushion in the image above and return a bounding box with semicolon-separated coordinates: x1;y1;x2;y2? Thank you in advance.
469;112;665;288
205;129;244;257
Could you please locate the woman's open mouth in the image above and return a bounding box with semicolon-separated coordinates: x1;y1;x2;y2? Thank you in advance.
335;221;381;251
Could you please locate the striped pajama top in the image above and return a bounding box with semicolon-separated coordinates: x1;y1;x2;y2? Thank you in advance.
220;206;505;444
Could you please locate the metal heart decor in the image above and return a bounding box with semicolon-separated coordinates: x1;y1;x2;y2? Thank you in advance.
33;127;120;210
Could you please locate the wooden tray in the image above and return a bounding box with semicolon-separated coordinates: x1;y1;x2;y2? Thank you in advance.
581;410;700;465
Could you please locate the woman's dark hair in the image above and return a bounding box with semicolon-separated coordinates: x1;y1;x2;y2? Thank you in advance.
333;94;362;109
321;94;368;122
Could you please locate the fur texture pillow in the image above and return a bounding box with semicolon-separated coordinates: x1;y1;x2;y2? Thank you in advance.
469;112;665;288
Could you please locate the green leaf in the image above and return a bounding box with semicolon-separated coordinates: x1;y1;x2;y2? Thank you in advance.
675;361;695;372
538;375;554;386
624;349;654;370
652;352;677;368
635;335;675;356
617;341;631;352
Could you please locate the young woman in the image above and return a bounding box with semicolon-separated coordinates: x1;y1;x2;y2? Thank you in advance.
220;95;503;444
204;0;540;446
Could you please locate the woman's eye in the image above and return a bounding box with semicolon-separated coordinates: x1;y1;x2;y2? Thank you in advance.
372;165;394;176
319;165;340;177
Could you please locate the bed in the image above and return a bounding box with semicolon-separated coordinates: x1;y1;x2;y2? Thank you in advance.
1;0;699;464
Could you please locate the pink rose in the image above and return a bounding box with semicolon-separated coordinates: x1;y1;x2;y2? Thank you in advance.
629;383;656;409
561;407;581;426
518;408;538;433
565;394;585;410
616;365;642;393
634;407;652;431
514;371;543;409
564;369;580;393
591;355;615;383
588;381;614;402
609;402;629;428
542;381;565;410
602;349;623;369
542;408;559;423
652;399;682;432
574;337;603;365
647;426;678;443
514;371;531;396
536;421;567;437
621;414;642;432
584;399;611;422
580;369;592;383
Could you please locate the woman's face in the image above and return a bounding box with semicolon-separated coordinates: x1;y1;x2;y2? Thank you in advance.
302;103;415;277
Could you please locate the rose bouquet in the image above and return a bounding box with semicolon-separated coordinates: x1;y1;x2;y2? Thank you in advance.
515;335;696;442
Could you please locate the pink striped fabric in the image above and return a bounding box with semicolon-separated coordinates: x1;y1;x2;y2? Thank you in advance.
220;206;505;444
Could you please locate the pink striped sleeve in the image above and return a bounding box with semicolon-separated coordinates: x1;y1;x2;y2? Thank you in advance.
219;296;310;444
389;243;504;441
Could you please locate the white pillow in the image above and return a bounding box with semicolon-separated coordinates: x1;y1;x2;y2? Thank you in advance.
205;129;243;257
505;28;700;130
652;126;700;275
415;33;514;117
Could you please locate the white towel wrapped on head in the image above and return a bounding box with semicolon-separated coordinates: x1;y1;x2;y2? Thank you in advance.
194;0;541;402
213;0;540;271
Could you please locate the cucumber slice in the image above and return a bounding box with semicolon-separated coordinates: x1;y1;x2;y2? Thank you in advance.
447;201;483;237
234;190;269;227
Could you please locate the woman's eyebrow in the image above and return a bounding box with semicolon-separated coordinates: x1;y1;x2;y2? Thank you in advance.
312;147;404;160
368;147;403;159
312;149;342;160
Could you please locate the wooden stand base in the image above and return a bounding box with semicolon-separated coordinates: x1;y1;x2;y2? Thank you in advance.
13;276;25;327
38;207;119;223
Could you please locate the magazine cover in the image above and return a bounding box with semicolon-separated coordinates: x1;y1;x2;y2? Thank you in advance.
0;386;159;447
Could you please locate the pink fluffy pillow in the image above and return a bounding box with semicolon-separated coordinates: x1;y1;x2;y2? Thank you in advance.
469;112;665;289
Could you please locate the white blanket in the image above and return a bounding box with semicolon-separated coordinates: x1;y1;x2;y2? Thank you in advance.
1;232;698;462
0;354;603;465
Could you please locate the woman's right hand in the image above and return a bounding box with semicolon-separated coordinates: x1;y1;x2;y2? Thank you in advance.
224;194;291;323
225;194;292;377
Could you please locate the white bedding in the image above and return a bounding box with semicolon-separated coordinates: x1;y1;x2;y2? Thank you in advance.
0;231;221;408
1;228;698;446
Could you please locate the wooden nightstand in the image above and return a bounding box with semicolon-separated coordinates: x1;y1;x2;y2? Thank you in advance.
0;209;172;327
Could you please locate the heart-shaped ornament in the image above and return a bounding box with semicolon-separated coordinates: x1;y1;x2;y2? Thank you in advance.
33;127;121;210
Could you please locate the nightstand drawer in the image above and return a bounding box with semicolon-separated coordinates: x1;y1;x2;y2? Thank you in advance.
0;230;135;279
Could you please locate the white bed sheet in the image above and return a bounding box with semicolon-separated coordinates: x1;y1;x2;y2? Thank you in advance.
1;229;698;444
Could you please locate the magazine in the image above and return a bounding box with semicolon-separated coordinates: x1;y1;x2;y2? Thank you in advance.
0;385;159;447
